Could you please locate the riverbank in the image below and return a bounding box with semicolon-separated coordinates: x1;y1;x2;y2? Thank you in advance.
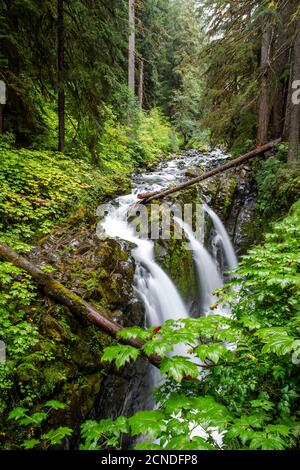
0;140;299;449
0;130;176;448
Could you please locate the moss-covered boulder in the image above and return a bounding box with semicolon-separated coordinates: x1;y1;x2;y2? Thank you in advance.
0;216;141;449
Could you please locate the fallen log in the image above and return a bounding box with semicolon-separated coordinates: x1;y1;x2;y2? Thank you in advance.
0;242;161;368
137;139;282;204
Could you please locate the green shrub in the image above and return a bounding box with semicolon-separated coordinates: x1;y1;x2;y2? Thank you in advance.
80;200;300;450
0;148;101;244
256;145;300;222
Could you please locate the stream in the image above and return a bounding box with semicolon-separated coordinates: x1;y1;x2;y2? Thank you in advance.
100;149;237;321
93;149;239;432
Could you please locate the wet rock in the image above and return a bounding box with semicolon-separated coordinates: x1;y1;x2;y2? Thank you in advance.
203;162;258;255
185;168;200;178
25;216;143;445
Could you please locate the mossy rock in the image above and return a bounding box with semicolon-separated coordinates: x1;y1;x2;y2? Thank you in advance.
154;235;198;304
1;216;140;447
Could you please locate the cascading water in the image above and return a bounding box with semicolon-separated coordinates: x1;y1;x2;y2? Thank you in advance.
101;196;189;326
204;204;238;271
174;217;223;313
97;150;238;443
100;152;237;326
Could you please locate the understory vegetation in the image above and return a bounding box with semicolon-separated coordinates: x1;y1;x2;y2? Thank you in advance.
0;107;177;248
0;109;177;449
80;200;300;450
0;0;300;453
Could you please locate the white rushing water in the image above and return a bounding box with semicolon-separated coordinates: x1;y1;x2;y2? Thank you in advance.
100;150;238;441
102;195;189;326
100;150;237;325
174;217;223;312
204;203;238;271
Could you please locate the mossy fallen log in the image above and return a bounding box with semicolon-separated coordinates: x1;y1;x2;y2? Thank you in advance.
0;242;161;368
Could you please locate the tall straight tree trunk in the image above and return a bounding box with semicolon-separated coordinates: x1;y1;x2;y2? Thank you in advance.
272;41;290;139
138;57;144;107
272;1;293;139
57;0;65;153
128;0;135;95
288;18;300;167
283;63;293;140
257;16;272;146
273;85;285;138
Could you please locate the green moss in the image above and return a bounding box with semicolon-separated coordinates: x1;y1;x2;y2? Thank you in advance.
205;175;237;219
0;224;136;447
155;237;198;303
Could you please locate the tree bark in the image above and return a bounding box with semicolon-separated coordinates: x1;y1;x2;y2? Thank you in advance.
137;139;281;203
57;0;65;153
272;1;293;139
257;16;272;146
288;18;300;167
0;242;161;369
283;65;293;140
128;0;135;94
138;57;144;108
272;85;285;138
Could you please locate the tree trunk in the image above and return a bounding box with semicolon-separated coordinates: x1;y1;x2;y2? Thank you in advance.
288;18;300;167
128;0;135;94
138;57;144;107
57;0;65;153
283;64;293;140
272;1;293;139
272;86;285;138
257;16;272;146
137;139;281;203
0;242;161;369
272;44;289;139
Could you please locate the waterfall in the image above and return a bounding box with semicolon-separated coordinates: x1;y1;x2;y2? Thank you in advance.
99;153;237;443
133;243;189;324
101;200;235;327
204;204;238;271
99;151;238;422
101;196;189;326
174;217;223;313
100;170;237;325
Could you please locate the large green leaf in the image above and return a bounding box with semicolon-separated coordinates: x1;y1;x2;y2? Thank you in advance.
195;343;232;364
189;396;231;428
164;394;193;414
80;419;112;444
8;407;28;421
42;427;73;445
142;339;175;357
128;410;165;439
101;345;140;369
256;328;297;355
249;433;287;450
19;411;47;426
44;400;67;410
22;439;40;450
117;326;151;342
160;356;199;382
